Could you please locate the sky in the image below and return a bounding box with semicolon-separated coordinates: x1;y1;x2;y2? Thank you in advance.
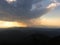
40;5;60;27
42;6;60;18
0;0;60;28
27;0;60;27
43;0;60;18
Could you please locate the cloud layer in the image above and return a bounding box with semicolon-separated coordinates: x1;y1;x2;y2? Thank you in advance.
0;0;50;20
0;0;60;26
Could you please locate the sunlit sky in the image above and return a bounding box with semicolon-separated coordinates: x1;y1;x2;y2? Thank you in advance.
28;0;60;27
40;6;60;27
0;21;27;28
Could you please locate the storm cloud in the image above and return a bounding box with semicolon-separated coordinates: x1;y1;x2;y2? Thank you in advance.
0;0;47;21
0;0;59;26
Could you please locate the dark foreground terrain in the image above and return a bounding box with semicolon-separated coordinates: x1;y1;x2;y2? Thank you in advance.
0;27;60;45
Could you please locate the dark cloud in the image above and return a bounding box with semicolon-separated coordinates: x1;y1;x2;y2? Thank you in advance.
0;0;51;22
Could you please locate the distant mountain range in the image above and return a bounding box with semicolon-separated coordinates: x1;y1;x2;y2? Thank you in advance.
0;27;59;44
